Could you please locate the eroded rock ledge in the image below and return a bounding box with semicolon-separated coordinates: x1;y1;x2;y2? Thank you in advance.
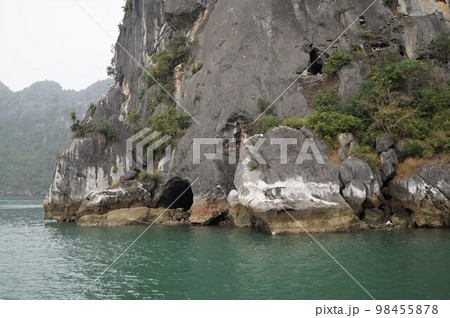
51;127;449;234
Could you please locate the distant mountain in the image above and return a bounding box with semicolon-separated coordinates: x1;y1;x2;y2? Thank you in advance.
0;79;113;195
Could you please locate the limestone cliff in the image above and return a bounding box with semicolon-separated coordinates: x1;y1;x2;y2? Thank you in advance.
44;0;449;231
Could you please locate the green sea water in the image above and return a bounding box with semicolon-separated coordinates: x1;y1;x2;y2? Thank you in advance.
0;196;449;300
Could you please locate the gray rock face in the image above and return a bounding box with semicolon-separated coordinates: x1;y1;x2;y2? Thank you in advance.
380;149;399;182
342;180;367;213
77;207;189;226
120;170;138;181
397;0;445;17
376;133;394;153
418;164;450;200
388;164;450;228
339;157;380;196
77;180;155;217
44;0;450;227
337;133;357;160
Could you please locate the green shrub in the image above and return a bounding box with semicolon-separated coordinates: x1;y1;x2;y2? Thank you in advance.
346;54;434;145
281;116;304;130
399;140;423;161
351;45;366;59
113;165;118;173
412;84;450;118
370;106;427;140
256;97;275;114
145;33;192;114
146;53;174;87
390;59;430;91
314;88;342;111
127;110;142;132
139;171;162;184
249;161;259;171
427;31;450;62
429;108;450;132
194;94;201;103
70;120;83;133
123;0;132;13
192;62;203;74
147;108;191;137
305;111;362;142
93;119;118;141
166;33;192;65
254;116;281;134
257;97;268;111
106;62;116;78
138;89;146;103
349;145;379;170
70;111;77;122
88;103;96;117
425;131;450;155
323;51;351;76
319;48;450;159
358;30;376;39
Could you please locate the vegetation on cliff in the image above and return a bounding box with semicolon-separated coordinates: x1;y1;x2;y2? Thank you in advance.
305;37;449;164
254;31;449;168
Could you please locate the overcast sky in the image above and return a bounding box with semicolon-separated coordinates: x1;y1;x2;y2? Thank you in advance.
0;0;124;92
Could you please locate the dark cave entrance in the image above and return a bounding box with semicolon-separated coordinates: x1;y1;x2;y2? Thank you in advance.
157;178;194;211
309;49;323;75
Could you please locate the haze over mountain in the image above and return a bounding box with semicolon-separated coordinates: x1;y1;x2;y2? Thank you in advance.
0;79;113;195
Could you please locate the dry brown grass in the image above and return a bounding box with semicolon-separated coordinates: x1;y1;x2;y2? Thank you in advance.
395;154;450;180
109;183;120;189
329;149;342;165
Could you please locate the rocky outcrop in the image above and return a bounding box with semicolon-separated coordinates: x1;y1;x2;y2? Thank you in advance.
339;158;381;196
338;133;357;160
77;207;189;226
189;204;228;225
376;133;395;153
231;127;362;234
380;149;399;182
362;208;386;227
397;0;447;17
338;157;383;216
388;165;450;228
77;180;155;217
341;180;367;213
44;0;449;232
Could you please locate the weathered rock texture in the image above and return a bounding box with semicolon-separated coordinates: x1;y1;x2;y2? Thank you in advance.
44;0;449;233
388;164;450;228
232;127;362;233
77;207;190;226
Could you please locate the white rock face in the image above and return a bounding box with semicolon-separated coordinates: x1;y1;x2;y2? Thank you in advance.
227;189;239;207
342;179;367;209
389;175;447;205
233;127;351;214
44;132;124;219
236;170;341;213
388;165;450;228
397;0;442;16
338;157;381;197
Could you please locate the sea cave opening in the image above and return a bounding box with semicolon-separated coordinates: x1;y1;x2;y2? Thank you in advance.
309;49;323;75
157;178;194;211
